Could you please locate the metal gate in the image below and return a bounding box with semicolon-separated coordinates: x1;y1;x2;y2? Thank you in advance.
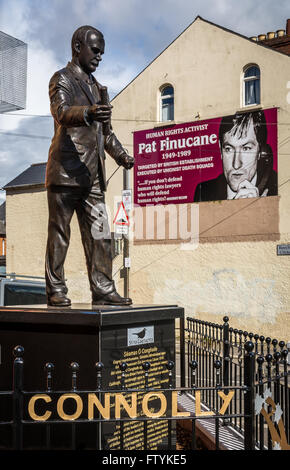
1;337;287;451
184;316;290;450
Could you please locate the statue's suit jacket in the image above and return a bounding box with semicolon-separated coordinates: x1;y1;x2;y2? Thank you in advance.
45;61;126;190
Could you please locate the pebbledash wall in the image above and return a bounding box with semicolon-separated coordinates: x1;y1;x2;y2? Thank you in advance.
5;16;290;339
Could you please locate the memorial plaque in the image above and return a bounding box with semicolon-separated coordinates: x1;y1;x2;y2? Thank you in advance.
100;319;176;450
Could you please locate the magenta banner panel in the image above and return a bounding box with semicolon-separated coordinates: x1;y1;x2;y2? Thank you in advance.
133;108;277;206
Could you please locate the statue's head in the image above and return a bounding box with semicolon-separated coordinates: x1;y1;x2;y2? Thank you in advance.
71;25;105;74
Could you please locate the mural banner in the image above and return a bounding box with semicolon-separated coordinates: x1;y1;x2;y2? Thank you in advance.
133;108;277;206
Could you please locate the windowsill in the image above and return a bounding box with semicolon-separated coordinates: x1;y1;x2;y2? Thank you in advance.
154;120;176;129
237;104;262;113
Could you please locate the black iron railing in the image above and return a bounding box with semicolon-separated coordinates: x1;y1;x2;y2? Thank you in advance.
184;316;290;449
0;318;289;451
0;343;257;451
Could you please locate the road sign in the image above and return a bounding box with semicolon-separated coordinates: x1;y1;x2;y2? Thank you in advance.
113;202;129;226
122;189;132;212
124;257;131;268
114;202;129;235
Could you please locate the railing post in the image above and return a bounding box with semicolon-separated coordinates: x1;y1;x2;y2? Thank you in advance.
119;362;128;451
281;349;289;443
179;316;185;388
223;317;230;383
13;345;24;450
189;361;197;450
96;362;104;450
214;360;222;450
257;356;265;450
142;362;150;450
222;316;230;425
265;352;273;450
70;362;79;450
244;341;256;450
45;362;54;450
167;360;174;450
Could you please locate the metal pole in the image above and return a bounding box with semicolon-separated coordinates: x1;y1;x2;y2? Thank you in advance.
123;169;130;298
244;341;256;450
223;316;230;388
13;346;24;450
223;316;230;425
179;316;185;388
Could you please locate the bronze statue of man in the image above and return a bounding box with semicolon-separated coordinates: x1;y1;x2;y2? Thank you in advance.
45;25;134;307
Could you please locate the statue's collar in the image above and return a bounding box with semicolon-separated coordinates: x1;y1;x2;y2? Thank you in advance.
67;61;95;85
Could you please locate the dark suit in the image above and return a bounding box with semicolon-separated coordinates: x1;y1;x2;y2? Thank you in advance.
45;61;128;299
194;166;278;202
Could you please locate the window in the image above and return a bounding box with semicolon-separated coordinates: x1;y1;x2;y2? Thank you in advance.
160;85;174;122
243;65;260;106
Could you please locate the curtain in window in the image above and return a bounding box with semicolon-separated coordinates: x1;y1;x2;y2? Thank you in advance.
161;86;174;121
245;79;260;106
244;66;260;106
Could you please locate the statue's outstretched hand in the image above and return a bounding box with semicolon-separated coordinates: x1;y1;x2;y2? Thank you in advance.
119;154;134;170
87;104;112;123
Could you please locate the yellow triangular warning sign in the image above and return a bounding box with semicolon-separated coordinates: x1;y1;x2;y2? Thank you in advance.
113;201;129;226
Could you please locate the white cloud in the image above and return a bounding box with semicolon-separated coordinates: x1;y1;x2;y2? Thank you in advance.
26;41;61;116
97;63;138;97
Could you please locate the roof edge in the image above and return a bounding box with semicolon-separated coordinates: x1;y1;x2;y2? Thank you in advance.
4;183;45;191
111;15;289;103
111;15;201;102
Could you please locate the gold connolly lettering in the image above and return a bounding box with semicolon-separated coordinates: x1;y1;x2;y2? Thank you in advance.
171;391;190;417
88;393;110;420
28;394;52;421
218;391;235;415
142;392;167;418
57;394;83;421
115;393;137;419
27;390;236;420
195;391;214;417
196;390;235;417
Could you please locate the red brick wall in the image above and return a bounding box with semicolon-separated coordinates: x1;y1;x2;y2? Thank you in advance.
262;37;290;56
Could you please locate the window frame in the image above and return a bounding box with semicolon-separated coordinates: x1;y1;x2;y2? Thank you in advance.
159;84;174;122
242;64;261;108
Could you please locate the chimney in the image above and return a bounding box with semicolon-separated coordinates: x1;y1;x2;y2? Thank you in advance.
287;19;290;36
267;32;275;40
276;29;285;38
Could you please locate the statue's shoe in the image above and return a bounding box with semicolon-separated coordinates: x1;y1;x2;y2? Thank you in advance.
92;291;132;306
47;292;71;307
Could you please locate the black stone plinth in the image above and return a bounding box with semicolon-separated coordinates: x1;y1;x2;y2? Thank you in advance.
0;303;184;450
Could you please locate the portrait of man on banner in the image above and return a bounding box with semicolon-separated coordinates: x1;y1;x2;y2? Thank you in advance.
193;110;278;202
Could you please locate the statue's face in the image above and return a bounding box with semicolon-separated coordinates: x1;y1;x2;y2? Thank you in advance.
76;31;105;74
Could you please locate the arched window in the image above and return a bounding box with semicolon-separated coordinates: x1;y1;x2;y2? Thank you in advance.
160;85;174;122
243;65;260;106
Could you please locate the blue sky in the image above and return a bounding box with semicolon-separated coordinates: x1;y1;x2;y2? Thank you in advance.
0;0;289;203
